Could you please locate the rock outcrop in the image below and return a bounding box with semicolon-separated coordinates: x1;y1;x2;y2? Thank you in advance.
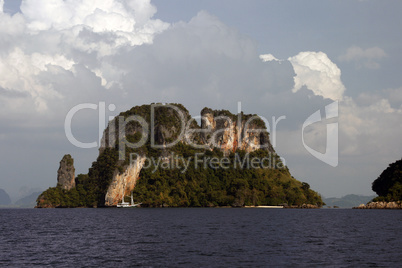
354;201;402;209
57;154;75;190
104;155;146;206
201;108;274;154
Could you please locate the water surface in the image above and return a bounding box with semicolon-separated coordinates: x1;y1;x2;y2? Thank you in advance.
0;208;401;267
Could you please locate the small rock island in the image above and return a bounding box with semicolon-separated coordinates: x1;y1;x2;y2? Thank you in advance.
354;158;402;209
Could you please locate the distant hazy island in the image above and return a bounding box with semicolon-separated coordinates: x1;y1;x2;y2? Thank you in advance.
323;194;376;208
0;188;42;208
0;188;11;206
355;158;402;209
36;103;323;208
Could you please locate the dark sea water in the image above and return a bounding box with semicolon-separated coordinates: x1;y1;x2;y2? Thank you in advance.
0;208;401;267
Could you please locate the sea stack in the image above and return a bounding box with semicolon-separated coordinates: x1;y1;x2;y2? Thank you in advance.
57;154;75;190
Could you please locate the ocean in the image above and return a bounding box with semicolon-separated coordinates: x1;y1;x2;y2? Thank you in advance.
0;208;401;267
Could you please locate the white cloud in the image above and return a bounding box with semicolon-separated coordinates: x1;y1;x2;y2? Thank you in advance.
259;54;280;62
355;87;402;111
0;3;25;35
0;0;169;114
339;96;402;156
112;11;296;114
339;46;386;69
0;48;72;111
20;0;168;53
288;51;346;101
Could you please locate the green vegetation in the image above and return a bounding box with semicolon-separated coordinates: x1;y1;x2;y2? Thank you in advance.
64;154;74;166
38;145;323;208
133;148;323;207
372;158;402;202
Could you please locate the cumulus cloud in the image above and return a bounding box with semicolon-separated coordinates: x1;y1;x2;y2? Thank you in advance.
0;47;76;111
0;0;169;114
339;46;386;69
288;51;346;100
0;3;24;36
112;10;296;115
339;96;402;156
20;0;168;48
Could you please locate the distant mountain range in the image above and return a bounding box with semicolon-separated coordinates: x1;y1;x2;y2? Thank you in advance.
0;188;42;208
323;194;376;208
0;188;11;205
14;192;43;208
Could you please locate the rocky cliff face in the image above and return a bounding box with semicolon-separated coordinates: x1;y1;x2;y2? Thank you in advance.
201;108;274;154
57;154;75;190
104;155;146;206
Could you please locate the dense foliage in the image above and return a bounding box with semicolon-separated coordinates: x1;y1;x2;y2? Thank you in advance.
133;148;323;207
372;158;402;202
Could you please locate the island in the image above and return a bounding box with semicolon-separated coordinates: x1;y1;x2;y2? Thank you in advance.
36;103;324;208
354;158;402;209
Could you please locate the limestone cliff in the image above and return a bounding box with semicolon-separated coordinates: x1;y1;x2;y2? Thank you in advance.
104;155;146;206
57;154;75;190
200;108;274;154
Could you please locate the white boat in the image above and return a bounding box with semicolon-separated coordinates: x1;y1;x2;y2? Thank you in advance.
117;192;141;208
117;188;141;208
116;176;141;208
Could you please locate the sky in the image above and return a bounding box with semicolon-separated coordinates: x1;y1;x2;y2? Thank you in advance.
0;0;401;201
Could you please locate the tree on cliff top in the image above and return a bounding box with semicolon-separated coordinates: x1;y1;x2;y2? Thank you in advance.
372;158;402;201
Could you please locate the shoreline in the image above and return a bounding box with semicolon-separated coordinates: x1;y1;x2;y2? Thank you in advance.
353;201;402;209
